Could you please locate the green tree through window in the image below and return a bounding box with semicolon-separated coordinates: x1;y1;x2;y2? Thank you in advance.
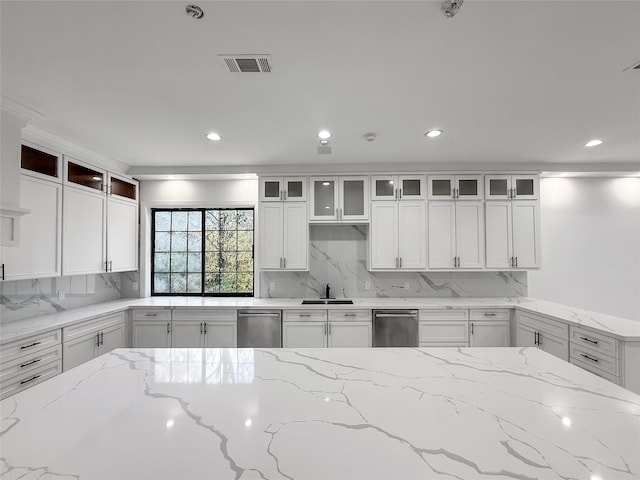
152;208;254;296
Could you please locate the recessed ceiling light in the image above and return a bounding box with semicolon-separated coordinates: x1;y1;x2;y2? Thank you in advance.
206;132;222;141
585;139;603;147
425;129;443;138
318;130;331;140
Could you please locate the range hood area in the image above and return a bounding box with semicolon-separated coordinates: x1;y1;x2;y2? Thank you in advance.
0;98;39;246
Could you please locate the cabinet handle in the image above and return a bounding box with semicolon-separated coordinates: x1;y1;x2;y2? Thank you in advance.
20;374;41;385
96;333;100;347
167;323;171;334
109;260;113;272
344;313;356;317
100;332;104;346
580;353;599;363
144;313;157;317
1;263;4;281
105;260;109;272
200;322;203;334
299;314;311;317
399;188;403;199
204;323;207;335
20;358;42;368
20;341;42;350
533;331;538;345
399;257;402;268
484;313;497;317
470;322;474;335
283;257;286;268
395;257;399;268
515;257;518;268
579;336;599;345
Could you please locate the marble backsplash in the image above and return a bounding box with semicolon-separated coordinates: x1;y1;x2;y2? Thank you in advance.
0;272;139;323
260;225;527;298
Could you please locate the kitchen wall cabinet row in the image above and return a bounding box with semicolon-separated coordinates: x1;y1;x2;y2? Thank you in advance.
258;173;539;272
0;141;139;281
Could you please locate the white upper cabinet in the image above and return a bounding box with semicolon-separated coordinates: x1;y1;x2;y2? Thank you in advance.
259;202;308;270
370;201;426;270
1;175;62;281
371;175;425;201
63;157;139;275
428;175;483;200
259;177;307;202
20;141;62;183
485;174;539;200
485;201;540;269
428;201;484;269
309;176;368;222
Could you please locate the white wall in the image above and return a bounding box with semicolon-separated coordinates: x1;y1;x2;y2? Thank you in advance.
139;178;258;297
528;177;640;321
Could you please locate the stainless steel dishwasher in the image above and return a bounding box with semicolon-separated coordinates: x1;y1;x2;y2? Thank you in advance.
237;310;282;348
373;310;419;347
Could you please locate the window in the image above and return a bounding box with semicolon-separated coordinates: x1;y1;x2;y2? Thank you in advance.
152;208;254;296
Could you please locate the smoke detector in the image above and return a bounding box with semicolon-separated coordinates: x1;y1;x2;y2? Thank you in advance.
442;0;463;18
364;132;377;142
185;5;204;19
220;54;272;73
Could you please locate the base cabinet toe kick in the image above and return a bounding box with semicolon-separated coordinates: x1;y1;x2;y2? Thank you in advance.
3;304;639;398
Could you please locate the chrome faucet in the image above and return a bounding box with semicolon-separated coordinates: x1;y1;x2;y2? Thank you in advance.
325;283;331;299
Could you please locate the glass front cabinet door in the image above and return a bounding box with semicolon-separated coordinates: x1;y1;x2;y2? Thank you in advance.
485;175;538;200
259;177;307;202
310;176;368;222
371;175;425;201
428;175;483;200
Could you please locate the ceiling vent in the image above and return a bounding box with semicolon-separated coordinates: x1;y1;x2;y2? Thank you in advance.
317;146;332;155
220;54;272;73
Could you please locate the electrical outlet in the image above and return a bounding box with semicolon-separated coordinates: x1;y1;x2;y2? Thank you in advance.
365;281;371;290
403;281;410;290
132;282;139;290
58;290;66;301
269;282;276;290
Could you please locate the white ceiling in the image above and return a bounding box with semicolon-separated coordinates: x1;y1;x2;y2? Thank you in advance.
2;1;639;174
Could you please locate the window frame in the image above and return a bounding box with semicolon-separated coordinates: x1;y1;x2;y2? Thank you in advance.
151;207;254;297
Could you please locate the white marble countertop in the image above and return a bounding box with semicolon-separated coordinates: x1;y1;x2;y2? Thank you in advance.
1;347;638;479
2;296;640;344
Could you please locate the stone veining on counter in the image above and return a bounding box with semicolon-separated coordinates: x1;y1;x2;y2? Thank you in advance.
1;347;638;479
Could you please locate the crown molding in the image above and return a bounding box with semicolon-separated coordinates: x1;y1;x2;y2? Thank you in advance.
0;96;44;123
22;125;131;175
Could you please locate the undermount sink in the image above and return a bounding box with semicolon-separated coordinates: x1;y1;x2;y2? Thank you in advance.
300;299;354;305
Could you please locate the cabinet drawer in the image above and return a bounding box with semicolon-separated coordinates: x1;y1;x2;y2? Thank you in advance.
570;344;619;377
0;344;62;384
419;321;469;344
419;309;468;321
328;309;372;322
571;356;620;385
131;308;172;321
469;309;511;321
516;311;568;340
63;312;125;342
284;310;327;322
172;309;236;322
570;326;618;358
0;329;62;365
0;359;62;400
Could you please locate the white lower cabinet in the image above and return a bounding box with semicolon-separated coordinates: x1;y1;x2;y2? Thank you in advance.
419;310;469;347
172;309;237;348
283;310;372;348
469;309;511;347
514;311;568;361
131;308;172;348
568;325;622;386
0;329;63;400
62;312;126;371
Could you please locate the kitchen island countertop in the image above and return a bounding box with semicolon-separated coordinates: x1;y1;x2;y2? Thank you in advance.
1;346;638;479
